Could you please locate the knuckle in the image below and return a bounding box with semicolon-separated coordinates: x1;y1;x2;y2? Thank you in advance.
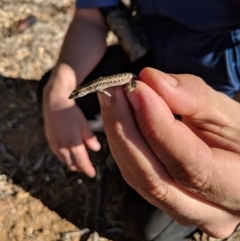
138;175;170;203
173;164;211;191
142;127;158;143
141;124;170;151
104;122;121;138
147;184;169;203
104;122;128;145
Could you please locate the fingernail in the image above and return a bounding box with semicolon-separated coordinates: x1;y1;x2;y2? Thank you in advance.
164;74;178;87
127;90;141;111
97;88;114;107
156;70;178;87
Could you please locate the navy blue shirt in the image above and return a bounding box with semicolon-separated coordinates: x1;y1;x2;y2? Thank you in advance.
76;0;240;97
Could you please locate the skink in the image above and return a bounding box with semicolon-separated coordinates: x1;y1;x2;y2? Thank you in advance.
69;72;138;99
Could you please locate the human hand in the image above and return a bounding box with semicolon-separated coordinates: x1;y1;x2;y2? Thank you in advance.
97;67;240;238
42;65;100;177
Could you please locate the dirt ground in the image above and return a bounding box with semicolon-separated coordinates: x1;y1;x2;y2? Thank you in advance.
1;1;240;241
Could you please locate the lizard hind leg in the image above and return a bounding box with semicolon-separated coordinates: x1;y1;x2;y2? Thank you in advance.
97;89;112;97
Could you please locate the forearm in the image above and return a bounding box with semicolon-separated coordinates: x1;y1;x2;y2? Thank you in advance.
49;8;108;89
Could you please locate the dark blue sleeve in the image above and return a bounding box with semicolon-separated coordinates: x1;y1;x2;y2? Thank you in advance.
76;0;119;8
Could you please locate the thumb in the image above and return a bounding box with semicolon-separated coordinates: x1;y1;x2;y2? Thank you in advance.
139;67;221;119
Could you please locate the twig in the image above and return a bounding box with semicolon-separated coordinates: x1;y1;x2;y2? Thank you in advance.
92;231;99;241
61;228;90;240
92;166;103;241
32;148;49;171
0;142;17;165
77;178;90;227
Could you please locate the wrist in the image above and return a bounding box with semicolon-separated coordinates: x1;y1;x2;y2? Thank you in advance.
43;71;77;111
49;63;79;89
43;77;74;99
43;64;79;99
43;83;76;111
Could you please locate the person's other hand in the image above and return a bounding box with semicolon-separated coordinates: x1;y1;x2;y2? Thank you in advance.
97;67;240;238
43;64;100;177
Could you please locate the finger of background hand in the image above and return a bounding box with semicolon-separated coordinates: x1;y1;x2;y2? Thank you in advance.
57;146;96;177
69;145;96;177
126;73;240;210
98;87;240;238
78;111;101;152
84;134;101;152
55;147;76;168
